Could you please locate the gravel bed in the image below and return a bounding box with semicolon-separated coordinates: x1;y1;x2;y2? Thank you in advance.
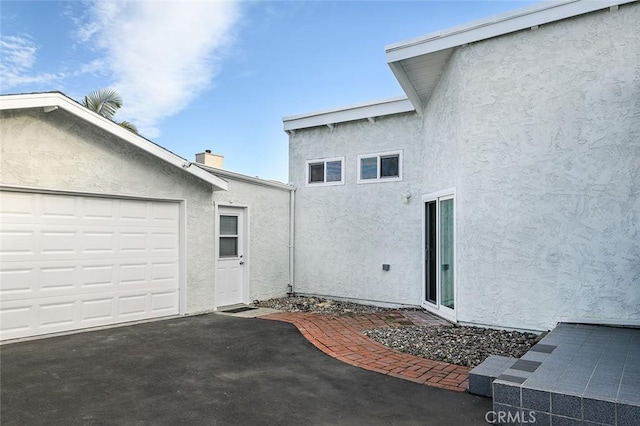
255;296;540;367
363;326;540;367
254;296;391;315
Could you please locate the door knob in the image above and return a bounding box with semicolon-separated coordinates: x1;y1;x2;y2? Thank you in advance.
239;261;244;265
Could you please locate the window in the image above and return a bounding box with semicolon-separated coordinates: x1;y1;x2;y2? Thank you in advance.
219;215;238;257
357;151;402;183
306;157;344;186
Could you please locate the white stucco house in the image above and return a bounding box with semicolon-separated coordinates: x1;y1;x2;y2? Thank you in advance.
284;0;639;331
0;92;292;341
1;0;638;341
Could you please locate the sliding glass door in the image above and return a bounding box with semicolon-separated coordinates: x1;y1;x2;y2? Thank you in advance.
423;191;455;321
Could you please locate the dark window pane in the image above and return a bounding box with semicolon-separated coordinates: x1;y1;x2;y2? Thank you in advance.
220;215;237;236
425;201;437;304
380;155;399;178
326;160;342;182
360;157;377;179
219;237;238;257
309;163;324;183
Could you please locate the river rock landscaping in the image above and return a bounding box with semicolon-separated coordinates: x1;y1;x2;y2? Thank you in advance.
254;296;541;367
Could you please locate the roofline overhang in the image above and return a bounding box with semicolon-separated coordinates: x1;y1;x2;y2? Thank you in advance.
196;163;294;192
282;96;415;133
0;92;228;191
386;0;636;109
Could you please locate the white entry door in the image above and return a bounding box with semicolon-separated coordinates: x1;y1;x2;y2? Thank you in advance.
215;206;246;307
0;191;181;341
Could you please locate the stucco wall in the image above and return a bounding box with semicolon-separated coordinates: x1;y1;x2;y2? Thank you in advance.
289;113;424;305
0;108;217;313
422;4;640;330
211;178;291;301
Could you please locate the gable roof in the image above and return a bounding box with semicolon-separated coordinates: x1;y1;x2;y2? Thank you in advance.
0;92;228;191
386;0;636;113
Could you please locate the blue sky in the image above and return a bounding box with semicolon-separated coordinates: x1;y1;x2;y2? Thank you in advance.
1;0;535;183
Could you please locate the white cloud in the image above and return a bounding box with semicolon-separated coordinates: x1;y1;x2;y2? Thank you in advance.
0;35;61;91
76;1;242;137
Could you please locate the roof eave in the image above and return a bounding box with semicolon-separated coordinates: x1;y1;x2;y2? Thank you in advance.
282;97;416;132
0;93;228;192
385;0;636;110
196;164;294;192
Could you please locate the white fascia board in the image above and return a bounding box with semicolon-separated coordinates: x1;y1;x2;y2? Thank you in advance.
386;0;636;63
0;93;228;191
282;97;415;132
196;164;294;192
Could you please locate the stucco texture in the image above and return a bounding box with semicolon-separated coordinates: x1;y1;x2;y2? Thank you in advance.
0;108;217;314
212;178;291;301
422;4;640;330
289;5;639;331
289;113;424;305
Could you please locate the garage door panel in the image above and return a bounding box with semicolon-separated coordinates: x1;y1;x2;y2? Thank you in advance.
39;301;76;328
0;191;35;217
1;288;180;340
0;230;34;255
0;304;34;334
82;197;116;219
0;226;177;262
0;267;33;294
1;193;178;228
41;266;77;291
81;297;114;321
1;259;177;301
0;192;181;341
152;291;179;311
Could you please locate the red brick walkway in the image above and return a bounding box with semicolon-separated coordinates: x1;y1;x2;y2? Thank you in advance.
261;311;470;392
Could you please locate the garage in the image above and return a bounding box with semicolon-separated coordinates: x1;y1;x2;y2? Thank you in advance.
0;190;182;341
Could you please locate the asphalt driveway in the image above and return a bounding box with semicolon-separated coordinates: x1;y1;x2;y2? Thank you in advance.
1;314;491;425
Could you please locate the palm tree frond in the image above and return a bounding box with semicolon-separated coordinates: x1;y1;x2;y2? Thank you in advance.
83;88;123;120
118;120;139;134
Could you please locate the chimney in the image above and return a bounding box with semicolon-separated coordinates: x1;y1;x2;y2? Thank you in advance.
195;149;224;168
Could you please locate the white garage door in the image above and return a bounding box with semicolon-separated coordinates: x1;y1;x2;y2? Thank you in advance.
0;191;181;341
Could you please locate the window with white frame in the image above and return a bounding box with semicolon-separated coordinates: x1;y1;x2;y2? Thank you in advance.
357;151;402;183
306;157;344;186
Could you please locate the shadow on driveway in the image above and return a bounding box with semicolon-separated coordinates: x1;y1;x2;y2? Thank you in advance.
1;314;491;425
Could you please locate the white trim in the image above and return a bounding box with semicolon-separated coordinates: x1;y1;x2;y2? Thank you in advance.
0;184;185;204
196;163;294;192
283;97;415;132
305;157;345;187
356;150;403;184
213;203;219;308
0;184;179;203
179;200;188;315
385;0;636;62
214;203;250;309
0;92;228;191
288;189;296;295
421;188;457;323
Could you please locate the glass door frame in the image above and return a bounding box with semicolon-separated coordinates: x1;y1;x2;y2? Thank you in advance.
422;189;457;323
